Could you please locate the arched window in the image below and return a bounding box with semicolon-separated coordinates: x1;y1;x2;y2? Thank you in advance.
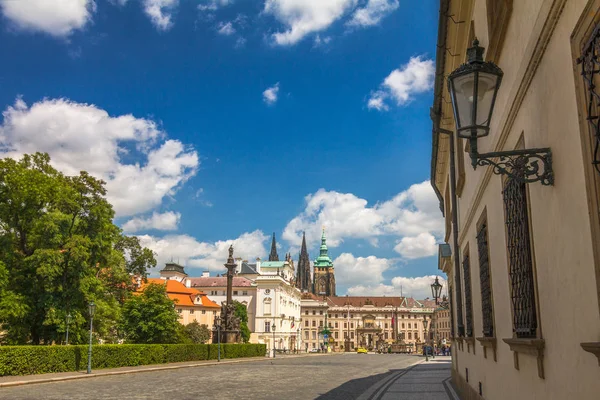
264;298;272;315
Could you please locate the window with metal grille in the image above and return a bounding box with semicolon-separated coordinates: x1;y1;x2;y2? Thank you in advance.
463;250;474;337
503;178;537;338
477;220;495;337
578;24;600;174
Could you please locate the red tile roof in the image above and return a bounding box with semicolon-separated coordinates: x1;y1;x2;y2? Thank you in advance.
189;277;253;288
326;296;404;307
137;279;220;308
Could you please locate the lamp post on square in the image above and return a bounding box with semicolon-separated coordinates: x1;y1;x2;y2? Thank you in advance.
65;313;71;346
87;302;96;374
272;320;277;358
422;319;429;362
214;315;221;362
431;277;443;358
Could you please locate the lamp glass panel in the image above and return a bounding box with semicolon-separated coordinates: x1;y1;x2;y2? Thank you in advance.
475;72;499;126
451;74;473;129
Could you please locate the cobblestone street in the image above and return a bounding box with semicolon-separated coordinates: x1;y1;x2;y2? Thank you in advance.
0;354;457;400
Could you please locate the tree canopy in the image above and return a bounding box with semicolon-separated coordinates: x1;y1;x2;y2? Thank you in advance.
0;153;156;344
183;321;211;344
120;283;180;344
233;300;251;343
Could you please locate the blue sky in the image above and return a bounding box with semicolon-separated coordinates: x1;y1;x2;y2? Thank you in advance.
0;0;446;299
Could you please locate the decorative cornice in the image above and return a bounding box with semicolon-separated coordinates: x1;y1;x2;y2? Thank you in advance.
477;336;497;361
581;342;600;366
503;338;545;379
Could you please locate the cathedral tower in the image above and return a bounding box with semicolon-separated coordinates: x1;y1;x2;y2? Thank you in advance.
268;232;279;261
313;228;336;296
296;232;311;292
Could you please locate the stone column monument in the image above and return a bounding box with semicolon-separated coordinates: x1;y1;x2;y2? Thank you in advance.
218;245;241;343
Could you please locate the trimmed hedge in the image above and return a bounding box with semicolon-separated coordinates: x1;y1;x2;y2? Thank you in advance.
0;343;267;377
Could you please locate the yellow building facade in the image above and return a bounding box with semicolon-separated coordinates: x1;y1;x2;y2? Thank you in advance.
431;0;600;398
300;295;435;352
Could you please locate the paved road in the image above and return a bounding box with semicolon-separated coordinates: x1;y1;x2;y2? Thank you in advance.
0;354;425;400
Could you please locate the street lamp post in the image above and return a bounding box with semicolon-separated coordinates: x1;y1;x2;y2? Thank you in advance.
87;302;96;374
422;319;429;362
272;320;277;358
214;316;221;362
446;39;553;185
297;328;300;354
431;277;443;358
65;313;71;345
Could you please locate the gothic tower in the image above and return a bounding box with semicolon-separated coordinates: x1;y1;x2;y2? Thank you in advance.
296;232;311;292
269;232;279;261
312;228;336;296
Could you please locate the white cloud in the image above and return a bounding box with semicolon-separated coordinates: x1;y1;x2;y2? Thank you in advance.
217;21;235;35
348;275;448;300
138;230;268;273
334;253;392;287
263;83;280;105
194;188;214;207
235;37;247;48
264;0;357;46
313;34;332;47
0;97;199;217
122;211;181;233
394;233;437;259
143;0;178;31
347;0;398;27
282;181;443;259
367;91;388;111
368;56;435;110
0;0;95;37
198;0;233;11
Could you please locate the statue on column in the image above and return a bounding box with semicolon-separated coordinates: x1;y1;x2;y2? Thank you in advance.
216;245;241;343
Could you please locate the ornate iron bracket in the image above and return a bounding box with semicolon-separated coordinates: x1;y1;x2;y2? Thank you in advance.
472;148;554;186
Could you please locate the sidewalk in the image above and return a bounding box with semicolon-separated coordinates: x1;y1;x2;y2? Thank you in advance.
357;356;460;400
0;352;328;388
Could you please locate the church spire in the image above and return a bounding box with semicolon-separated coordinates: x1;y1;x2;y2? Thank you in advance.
296;232;311;292
315;227;333;267
269;232;279;261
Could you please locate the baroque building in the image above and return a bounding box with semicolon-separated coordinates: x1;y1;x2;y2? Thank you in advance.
431;1;600;399
147;263;221;327
300;295;435;352
312;229;336;296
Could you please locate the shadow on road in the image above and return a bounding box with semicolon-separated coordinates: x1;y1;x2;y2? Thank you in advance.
315;367;408;400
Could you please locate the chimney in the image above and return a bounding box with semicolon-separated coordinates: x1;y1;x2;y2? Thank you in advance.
256;257;261;274
202;271;210;278
185;278;191;288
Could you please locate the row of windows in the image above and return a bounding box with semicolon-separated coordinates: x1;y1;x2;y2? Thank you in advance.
209;290;248;296
303;310;428;319
453;181;537;341
300;330;423;341
177;309;216;315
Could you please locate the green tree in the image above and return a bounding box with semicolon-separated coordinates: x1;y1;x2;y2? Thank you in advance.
183;321;211;344
120;283;180;344
0;153;156;345
233;300;251;343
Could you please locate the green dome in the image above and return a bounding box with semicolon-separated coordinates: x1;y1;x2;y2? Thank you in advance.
314;229;333;268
